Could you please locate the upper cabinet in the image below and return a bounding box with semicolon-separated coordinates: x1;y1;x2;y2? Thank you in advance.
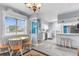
58;10;79;23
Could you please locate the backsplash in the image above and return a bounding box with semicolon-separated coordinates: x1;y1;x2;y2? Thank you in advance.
63;25;79;33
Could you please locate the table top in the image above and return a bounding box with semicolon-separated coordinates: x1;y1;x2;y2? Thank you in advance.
8;37;30;41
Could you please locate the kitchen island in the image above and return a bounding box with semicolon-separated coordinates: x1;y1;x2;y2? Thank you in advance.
56;33;79;48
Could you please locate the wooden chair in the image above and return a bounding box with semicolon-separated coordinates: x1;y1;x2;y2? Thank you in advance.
9;39;23;56
22;38;32;56
0;44;10;55
0;38;10;56
22;38;32;50
77;48;79;56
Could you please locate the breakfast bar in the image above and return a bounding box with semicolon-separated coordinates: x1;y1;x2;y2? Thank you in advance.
56;33;79;48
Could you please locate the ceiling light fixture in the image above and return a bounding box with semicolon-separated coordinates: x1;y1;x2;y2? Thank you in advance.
25;3;42;13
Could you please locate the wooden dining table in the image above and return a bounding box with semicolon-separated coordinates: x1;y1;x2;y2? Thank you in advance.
8;36;32;48
0;36;32;55
8;37;29;41
9;37;32;53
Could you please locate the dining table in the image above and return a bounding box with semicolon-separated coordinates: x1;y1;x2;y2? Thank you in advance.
8;36;32;55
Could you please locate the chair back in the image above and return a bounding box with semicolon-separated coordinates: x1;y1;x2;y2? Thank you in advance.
0;38;9;54
9;38;22;50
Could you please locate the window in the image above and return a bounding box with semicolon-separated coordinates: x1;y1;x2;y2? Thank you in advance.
4;16;26;35
17;19;25;34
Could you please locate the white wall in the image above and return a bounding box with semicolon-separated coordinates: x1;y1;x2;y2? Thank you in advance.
0;8;3;44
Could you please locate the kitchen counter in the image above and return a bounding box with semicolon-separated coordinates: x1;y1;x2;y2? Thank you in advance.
56;33;79;48
57;33;79;36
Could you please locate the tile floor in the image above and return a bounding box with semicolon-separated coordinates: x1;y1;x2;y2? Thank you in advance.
0;40;77;56
24;49;48;56
34;40;77;56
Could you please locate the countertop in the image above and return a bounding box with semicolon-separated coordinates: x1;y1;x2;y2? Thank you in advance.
56;33;79;36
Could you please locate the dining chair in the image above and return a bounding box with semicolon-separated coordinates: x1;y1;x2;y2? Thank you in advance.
0;39;10;56
22;38;32;50
0;44;10;56
9;38;23;56
77;48;79;56
22;38;32;56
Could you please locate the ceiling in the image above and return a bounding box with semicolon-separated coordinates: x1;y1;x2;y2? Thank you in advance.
1;3;79;22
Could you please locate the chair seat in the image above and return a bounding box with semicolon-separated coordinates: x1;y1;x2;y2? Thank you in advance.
24;41;32;45
10;45;22;50
23;39;32;46
0;45;9;48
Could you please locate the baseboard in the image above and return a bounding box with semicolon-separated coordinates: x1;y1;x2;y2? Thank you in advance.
32;44;39;47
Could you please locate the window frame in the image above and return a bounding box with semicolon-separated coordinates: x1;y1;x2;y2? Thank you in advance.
4;16;26;36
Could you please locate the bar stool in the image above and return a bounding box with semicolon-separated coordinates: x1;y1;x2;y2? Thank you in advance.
65;38;72;48
60;38;65;47
60;38;72;48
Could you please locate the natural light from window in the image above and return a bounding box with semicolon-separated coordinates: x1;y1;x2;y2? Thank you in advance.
4;16;26;36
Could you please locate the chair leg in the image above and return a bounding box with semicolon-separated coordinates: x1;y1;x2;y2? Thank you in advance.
8;48;11;56
69;41;72;48
60;39;62;46
64;40;67;47
20;49;23;56
10;51;13;56
29;45;32;50
15;49;23;56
